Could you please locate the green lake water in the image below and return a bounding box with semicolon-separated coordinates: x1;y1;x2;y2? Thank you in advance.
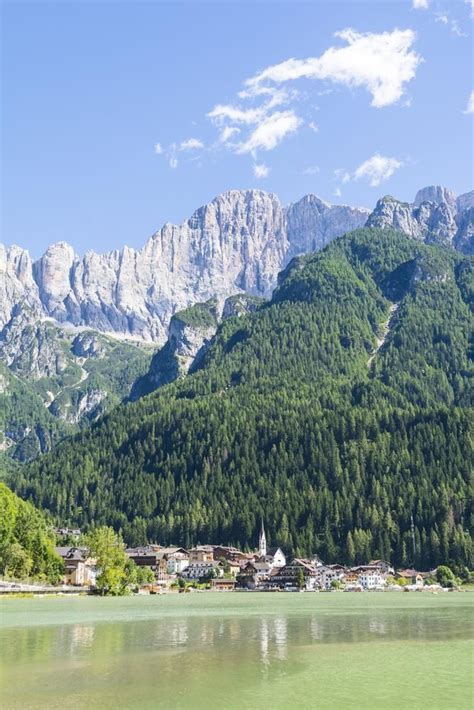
1;592;473;709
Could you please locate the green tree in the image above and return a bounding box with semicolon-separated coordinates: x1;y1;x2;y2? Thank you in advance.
436;565;457;588
296;567;305;590
84;526;137;595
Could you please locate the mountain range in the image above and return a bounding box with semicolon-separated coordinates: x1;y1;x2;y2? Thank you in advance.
2;185;472;343
11;226;473;569
1;184;473;461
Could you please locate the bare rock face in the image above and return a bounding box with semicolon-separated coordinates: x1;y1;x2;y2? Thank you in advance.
413;186;457;210
454;207;474;255
285;194;370;258
0;190;370;343
366;185;473;253
0;307;67;380
456;191;474;213
1;186;471;348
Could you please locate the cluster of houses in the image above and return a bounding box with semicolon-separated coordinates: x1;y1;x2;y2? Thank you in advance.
54;522;433;592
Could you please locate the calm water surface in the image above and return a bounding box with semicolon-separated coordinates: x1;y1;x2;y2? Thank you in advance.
1;592;473;709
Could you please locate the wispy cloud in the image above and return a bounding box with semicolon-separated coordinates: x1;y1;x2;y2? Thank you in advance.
304;165;320;175
464;91;474;114
179;138;204;151
339;153;403;187
243;28;421;108
236;111;301;154
154;137;205;168
253;163;269;178
158;28;422;176
434;10;468;36
412;0;429;9
217;126;241;144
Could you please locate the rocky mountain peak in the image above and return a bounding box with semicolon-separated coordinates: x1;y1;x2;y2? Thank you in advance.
1;185;471;345
413;185;456;209
366;186;472;251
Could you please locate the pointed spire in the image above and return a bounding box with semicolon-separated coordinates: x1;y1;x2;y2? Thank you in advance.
258;519;267;558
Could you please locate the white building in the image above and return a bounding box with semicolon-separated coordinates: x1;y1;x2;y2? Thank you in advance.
320;564;346;590
181;561;223;580
265;547;286;569
358;569;385;590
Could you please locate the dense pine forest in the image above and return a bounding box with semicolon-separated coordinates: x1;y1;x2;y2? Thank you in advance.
9;229;474;571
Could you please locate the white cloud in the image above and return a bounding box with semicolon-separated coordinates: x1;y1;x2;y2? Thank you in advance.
463;91;474;114
244;28;422;108
350;153;403;186
435;11;468;36
467;0;474;17
218;126;241;144
208;103;268;125
334;187;342;197
169;156;178;169
304;165;320;175
308;121;319;133
253;163;269;178
154;143;163;155
208;89;289;127
236;110;302;154
412;0;429;9
179;138;204;151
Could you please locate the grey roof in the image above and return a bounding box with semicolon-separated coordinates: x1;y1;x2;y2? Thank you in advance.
55;546;86;561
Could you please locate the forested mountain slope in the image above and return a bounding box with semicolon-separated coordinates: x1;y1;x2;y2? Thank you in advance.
10;229;473;570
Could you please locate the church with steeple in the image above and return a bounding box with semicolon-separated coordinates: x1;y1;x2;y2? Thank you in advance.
256;521;286;568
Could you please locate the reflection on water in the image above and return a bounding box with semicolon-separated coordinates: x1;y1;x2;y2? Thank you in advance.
5;605;469;665
1;595;473;710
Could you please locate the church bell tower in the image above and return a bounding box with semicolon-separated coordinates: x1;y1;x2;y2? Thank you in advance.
258;519;267;558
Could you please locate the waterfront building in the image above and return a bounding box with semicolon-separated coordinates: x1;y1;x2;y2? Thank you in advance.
55;546;97;587
269;559;319;591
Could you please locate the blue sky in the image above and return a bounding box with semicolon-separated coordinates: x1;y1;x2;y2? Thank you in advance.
2;0;473;257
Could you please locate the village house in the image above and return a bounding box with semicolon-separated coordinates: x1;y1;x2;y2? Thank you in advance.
237;561;272;589
211;578;236;591
54;527;81;541
354;566;385;590
188;546;215;563
269;558;319;591
369;560;395;575
160;547;189;574
125;546;170;581
396;569;424;586
320;564;346;589
213;545;252;564
55;546;97;587
226;560;242;577
181;560;223;580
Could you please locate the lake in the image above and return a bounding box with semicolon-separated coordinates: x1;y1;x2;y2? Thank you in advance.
1;592;473;709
